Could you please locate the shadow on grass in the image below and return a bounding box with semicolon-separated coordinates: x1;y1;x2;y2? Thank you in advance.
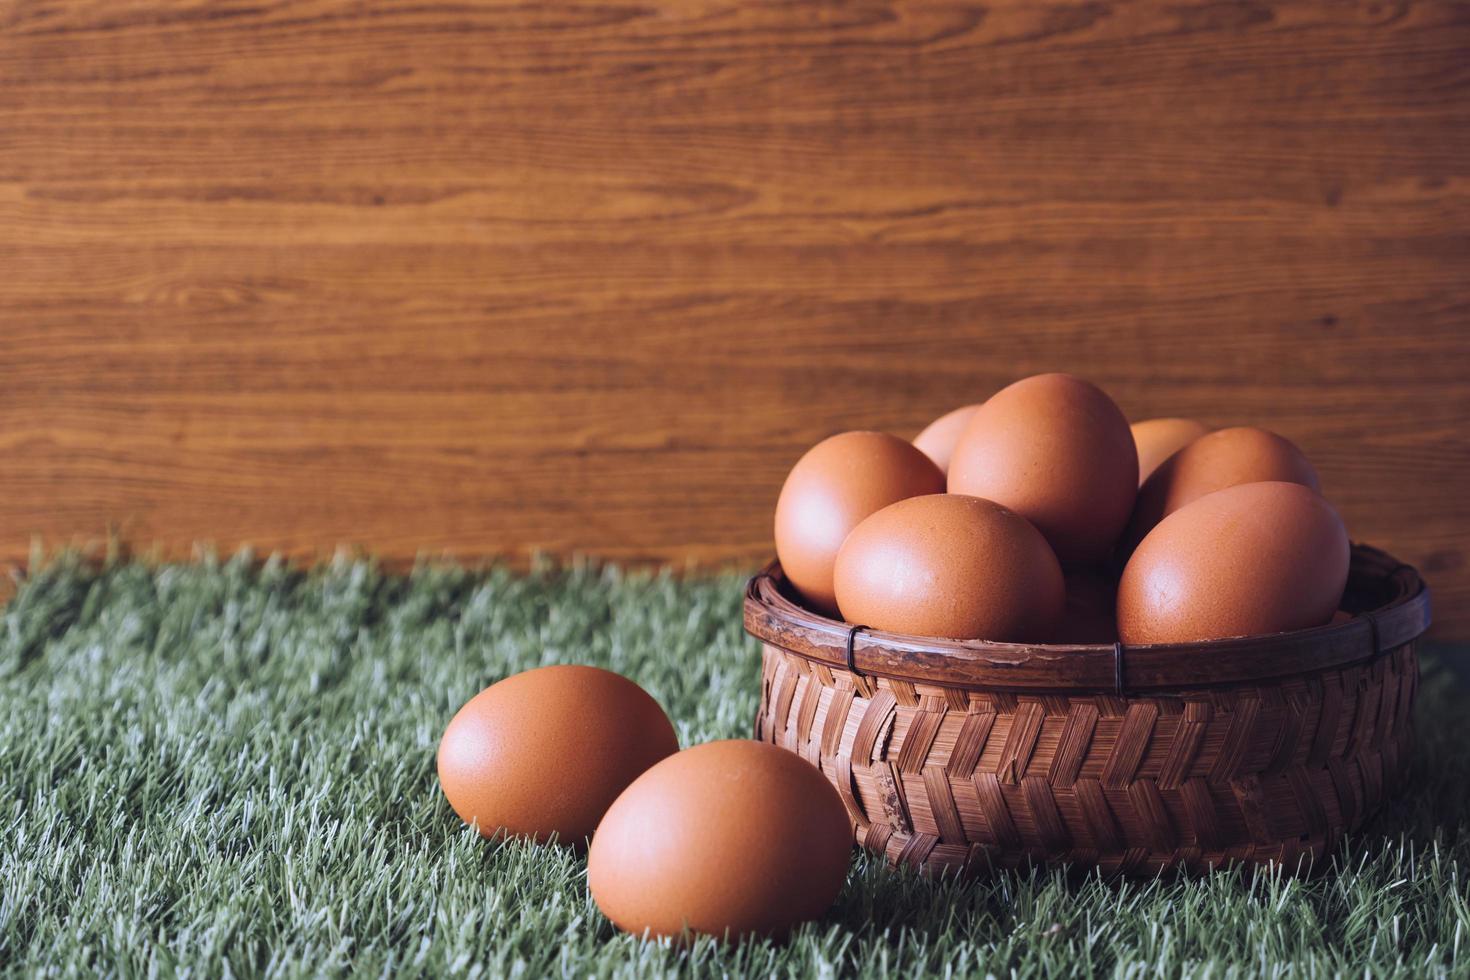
1349;644;1470;841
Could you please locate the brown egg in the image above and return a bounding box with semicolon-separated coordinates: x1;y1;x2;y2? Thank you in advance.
774;431;944;615
948;374;1137;564
833;493;1064;640
437;665;678;846
1131;417;1211;486
913;403;984;473
1052;567;1118;644
588;740;851;941
1125;425;1321;550
1117;481;1350;644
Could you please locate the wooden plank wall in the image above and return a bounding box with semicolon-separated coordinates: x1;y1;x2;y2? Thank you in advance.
2;1;1467;634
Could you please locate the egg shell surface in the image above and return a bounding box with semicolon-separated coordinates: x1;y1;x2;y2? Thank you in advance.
774;431;944;615
947;373;1138;564
1125;425;1321;551
1117;481;1350;644
913;403;984;473
1131;417;1211;486
437;665;678;846
833;493;1065;641
587;740;852;941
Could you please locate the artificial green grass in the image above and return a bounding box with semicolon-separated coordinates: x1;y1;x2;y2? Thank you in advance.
1;553;1468;978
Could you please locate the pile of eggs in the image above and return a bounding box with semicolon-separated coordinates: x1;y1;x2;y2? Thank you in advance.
438;665;851;941
776;373;1351;645
434;373;1353;945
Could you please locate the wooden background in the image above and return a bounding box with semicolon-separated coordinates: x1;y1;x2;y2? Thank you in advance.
2;1;1467;634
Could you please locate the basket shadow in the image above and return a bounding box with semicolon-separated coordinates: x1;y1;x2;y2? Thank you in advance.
1346;644;1470;845
815;645;1470;946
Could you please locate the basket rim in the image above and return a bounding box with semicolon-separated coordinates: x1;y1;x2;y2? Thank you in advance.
744;542;1431;693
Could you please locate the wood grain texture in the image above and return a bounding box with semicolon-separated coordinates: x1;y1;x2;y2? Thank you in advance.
1;1;1467;629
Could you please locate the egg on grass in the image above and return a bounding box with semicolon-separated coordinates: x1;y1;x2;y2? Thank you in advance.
437;665;678;846
588;740;852;942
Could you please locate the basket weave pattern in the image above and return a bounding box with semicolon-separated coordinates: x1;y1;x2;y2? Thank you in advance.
755;639;1418;877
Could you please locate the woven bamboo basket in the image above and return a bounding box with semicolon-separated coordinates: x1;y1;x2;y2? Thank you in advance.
748;544;1431;878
